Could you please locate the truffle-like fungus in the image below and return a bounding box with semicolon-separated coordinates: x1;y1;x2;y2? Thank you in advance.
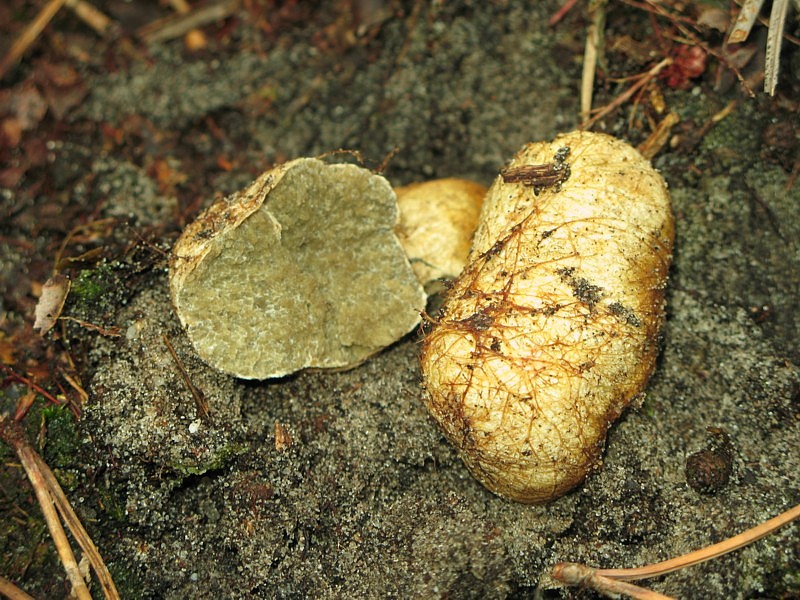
170;158;426;379
395;178;486;290
421;131;674;503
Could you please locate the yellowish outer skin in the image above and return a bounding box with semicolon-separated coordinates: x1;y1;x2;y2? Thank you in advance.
395;178;487;288
421;131;674;503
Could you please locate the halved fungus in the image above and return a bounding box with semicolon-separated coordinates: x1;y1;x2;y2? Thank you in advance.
170;158;426;379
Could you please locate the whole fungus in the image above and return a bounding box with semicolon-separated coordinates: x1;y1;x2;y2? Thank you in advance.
170;158;426;379
394;178;486;290
421;131;674;503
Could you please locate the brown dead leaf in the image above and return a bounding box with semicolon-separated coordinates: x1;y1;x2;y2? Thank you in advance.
13;389;37;421
35;60;89;121
55;246;105;271
0;331;16;364
1;116;22;147
696;6;730;32
33;274;71;335
150;157;188;194
0;82;48;131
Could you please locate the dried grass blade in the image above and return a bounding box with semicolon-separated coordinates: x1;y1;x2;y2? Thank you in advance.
14;443;93;600
596;503;800;581
0;0;68;79
0;575;36;600
727;0;765;43
33;451;121;599
764;0;788;94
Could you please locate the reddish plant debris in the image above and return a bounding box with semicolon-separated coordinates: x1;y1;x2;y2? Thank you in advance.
660;44;708;89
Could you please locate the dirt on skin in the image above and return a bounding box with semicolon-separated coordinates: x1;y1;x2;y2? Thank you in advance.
1;1;799;599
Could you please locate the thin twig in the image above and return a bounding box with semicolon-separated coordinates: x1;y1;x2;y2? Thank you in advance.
163;335;212;422
0;364;63;407
53;218;117;272
549;0;580;27
621;0;755;96
0;0;69;80
595;503;800;581
9;429;92;600
0;576;36;600
60;316;123;337
137;0;239;45
33;451;120;599
552;503;800;597
581;57;672;130
64;0;118;37
1;416;121;600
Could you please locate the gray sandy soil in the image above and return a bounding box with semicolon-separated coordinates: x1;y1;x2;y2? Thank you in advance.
2;1;798;598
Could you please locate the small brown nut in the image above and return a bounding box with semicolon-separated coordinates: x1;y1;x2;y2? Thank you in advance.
395;178;487;290
685;428;734;494
421;131;674;503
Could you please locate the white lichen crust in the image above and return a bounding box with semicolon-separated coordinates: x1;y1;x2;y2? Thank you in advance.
421;131;674;503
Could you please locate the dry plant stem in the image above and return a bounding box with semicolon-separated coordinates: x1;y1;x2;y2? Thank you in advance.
621;0;754;96
0;0;68;80
168;0;192;13
5;427;93;600
137;0;239;44
553;503;800;597
727;0;765;43
637;111;680;160
681;100;738;150
53;218;118;270
163;335;211;422
64;0;117;37
596;502;800;581
580;0;607;122
33;451;120;599
1;416;121;600
0;576;36;600
764;0;788;95
551;564;673;600
0;364;62;406
548;0;579;27
581;58;671;130
59;316;123;337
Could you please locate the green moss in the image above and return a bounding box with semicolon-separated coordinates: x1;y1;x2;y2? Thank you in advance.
71;263;115;303
171;442;249;477
97;483;127;522
41;405;81;470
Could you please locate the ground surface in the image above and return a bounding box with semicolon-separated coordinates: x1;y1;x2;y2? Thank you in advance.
1;1;799;598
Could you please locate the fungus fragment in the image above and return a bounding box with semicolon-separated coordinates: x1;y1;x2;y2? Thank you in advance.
394;178;486;290
170;158;426;379
421;131;674;503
